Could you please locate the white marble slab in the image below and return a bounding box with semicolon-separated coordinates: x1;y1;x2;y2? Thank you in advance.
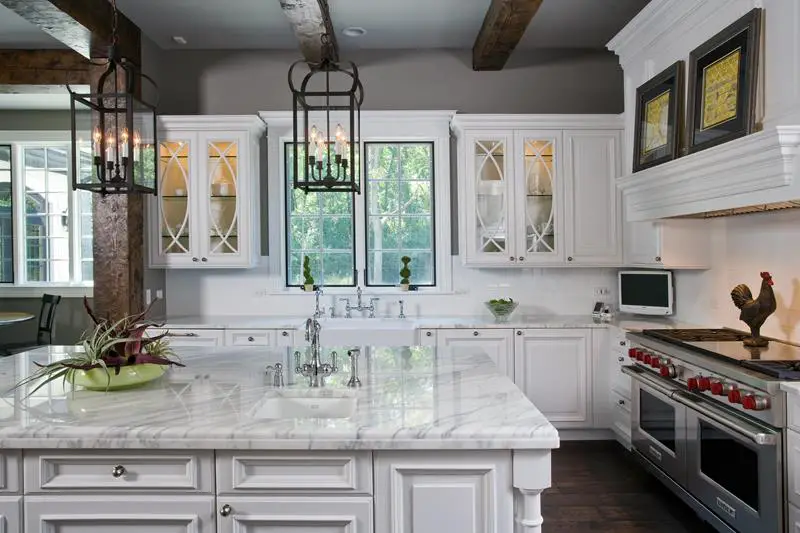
0;345;559;451
159;313;701;331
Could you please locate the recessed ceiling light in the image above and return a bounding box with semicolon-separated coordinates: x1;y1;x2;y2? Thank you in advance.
171;36;188;45
342;27;367;38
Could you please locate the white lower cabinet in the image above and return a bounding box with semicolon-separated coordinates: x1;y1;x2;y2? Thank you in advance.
374;451;513;533
24;495;215;533
514;329;592;428
436;329;515;381
0;496;20;533
216;497;373;533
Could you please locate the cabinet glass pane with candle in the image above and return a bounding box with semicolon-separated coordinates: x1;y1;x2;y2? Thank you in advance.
204;138;241;259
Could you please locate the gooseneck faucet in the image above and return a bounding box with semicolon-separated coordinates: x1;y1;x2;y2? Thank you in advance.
296;318;337;387
313;287;325;319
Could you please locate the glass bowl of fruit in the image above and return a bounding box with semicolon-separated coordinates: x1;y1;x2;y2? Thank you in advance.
485;298;519;322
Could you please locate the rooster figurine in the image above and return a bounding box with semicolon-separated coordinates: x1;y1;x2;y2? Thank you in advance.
730;271;777;347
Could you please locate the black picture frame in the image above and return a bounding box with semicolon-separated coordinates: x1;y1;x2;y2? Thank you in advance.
686;8;762;154
632;61;685;172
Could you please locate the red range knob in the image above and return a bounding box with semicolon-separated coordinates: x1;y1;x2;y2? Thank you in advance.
742;394;770;411
710;381;724;395
698;377;711;391
636;350;645;362
643;353;652;364
628;348;637;359
660;365;676;378
650;358;662;369
687;377;699;391
728;389;742;404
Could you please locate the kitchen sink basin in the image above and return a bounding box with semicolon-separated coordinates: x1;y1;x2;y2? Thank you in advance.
250;388;358;419
313;317;415;329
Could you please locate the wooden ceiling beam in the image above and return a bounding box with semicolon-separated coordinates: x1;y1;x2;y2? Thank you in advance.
0;0;140;63
0;49;97;91
472;0;544;71
278;0;339;63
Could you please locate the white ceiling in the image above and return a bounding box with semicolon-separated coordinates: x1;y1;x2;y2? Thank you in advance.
114;0;650;51
0;4;67;49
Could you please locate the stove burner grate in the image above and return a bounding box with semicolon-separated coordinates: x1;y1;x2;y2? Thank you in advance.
644;329;750;342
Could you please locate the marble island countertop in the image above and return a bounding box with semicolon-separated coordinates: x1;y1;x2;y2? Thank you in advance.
159;313;699;331
0;345;559;451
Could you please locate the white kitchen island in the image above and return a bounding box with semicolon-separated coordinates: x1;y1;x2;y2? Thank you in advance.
0;344;558;533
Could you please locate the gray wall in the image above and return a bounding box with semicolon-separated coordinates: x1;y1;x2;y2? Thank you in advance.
155;48;624;115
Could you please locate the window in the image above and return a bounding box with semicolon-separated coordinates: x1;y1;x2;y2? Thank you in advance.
0;140;93;287
284;141;435;288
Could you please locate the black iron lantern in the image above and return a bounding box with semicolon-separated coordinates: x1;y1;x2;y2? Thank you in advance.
67;0;158;196
288;33;364;194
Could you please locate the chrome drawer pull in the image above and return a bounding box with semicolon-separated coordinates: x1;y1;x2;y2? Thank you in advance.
111;465;126;478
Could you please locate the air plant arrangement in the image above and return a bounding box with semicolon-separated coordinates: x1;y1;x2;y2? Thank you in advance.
13;297;184;395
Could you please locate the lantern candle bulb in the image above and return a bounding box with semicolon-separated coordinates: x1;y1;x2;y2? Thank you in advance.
105;133;115;162
120;128;129;158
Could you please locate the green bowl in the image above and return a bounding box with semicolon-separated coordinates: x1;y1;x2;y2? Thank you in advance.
485;301;519;322
70;364;167;391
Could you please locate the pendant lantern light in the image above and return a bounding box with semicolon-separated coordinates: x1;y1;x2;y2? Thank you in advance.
67;0;158;195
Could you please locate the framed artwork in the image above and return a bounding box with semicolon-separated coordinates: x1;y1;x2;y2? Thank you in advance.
686;8;762;154
632;61;684;172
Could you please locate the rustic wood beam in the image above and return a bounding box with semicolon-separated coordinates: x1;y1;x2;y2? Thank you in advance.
0;49;97;93
278;0;339;63
472;0;544;71
0;0;140;63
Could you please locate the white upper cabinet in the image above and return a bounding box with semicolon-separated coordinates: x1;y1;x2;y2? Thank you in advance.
623;215;711;269
563;130;622;265
149;116;265;269
453;115;623;267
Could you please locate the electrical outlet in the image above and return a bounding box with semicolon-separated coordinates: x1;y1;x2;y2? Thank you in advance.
156;289;163;299
145;289;152;305
594;287;610;298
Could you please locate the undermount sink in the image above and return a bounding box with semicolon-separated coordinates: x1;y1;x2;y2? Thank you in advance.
250;388;358;419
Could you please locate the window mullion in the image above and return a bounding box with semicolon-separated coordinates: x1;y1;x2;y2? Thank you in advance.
68;162;78;284
11;144;25;285
354;156;366;286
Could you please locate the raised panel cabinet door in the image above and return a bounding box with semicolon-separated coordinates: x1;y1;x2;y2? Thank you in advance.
462;132;517;266
0;496;21;533
514;329;593;428
436;329;515;381
198;131;252;267
514;130;564;265
563;130;622;265
24;495;215;533
374;451;513;533
216;496;373;533
622;202;662;266
152;134;201;267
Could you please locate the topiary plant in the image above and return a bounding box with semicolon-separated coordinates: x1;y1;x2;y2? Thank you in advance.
399;256;411;286
303;255;315;289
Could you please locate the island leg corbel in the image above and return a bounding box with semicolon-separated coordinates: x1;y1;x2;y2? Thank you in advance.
512;449;552;533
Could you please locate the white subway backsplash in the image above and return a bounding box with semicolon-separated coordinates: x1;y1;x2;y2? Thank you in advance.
164;257;617;318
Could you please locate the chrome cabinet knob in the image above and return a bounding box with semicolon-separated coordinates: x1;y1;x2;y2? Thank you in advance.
473;331;479;337
510;256;516;262
426;332;432;337
192;257;199;262
282;331;289;337
111;465;126;478
518;256;524;261
567;256;573;262
220;504;232;517
201;257;208;262
247;336;254;342
517;330;522;336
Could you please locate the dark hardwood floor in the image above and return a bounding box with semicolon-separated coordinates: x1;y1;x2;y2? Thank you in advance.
543;441;717;533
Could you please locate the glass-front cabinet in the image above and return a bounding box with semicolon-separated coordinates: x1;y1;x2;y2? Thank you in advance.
149;117;265;268
455;116;622;267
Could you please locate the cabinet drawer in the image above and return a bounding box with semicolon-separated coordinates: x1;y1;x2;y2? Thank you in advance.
225;329;274;346
418;329;437;346
151;328;224;347
216;496;372;533
0;451;20;494
216;451;372;495
274;329;297;347
610;390;632;450
24;450;214;493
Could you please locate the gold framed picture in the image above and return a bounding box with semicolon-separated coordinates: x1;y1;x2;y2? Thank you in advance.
686;8;762;154
632;61;684;172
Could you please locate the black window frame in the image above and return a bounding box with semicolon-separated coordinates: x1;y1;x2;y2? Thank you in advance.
363;141;436;288
0;144;13;284
283;142;357;288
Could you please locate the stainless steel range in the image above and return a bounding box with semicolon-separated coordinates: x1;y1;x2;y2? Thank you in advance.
625;328;794;533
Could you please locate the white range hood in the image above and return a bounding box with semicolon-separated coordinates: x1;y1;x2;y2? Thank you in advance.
608;0;800;221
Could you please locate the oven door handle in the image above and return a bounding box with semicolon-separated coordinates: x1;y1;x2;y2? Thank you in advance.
621;365;676;397
672;391;778;446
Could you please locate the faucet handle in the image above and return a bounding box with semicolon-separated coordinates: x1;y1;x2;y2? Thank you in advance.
265;363;285;387
294;350;304;372
398;299;406;319
330;351;338;372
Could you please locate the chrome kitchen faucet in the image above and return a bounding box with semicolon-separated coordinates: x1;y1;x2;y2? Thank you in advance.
295;318;338;387
339;286;380;318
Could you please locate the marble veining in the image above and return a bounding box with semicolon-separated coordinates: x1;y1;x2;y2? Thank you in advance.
0;345;559;451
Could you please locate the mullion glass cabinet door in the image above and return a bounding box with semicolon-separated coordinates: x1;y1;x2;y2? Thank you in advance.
204;138;241;259
158;140;195;260
465;134;515;265
517;134;562;263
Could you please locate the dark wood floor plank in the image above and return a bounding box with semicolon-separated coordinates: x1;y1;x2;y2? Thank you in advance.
543;441;717;533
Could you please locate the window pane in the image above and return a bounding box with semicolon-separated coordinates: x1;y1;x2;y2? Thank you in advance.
0;145;12;283
285;143;354;286
366;143;435;286
77;191;93;280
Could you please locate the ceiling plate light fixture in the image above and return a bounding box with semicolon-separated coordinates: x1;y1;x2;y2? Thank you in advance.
67;0;159;195
288;3;364;194
171;36;188;45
